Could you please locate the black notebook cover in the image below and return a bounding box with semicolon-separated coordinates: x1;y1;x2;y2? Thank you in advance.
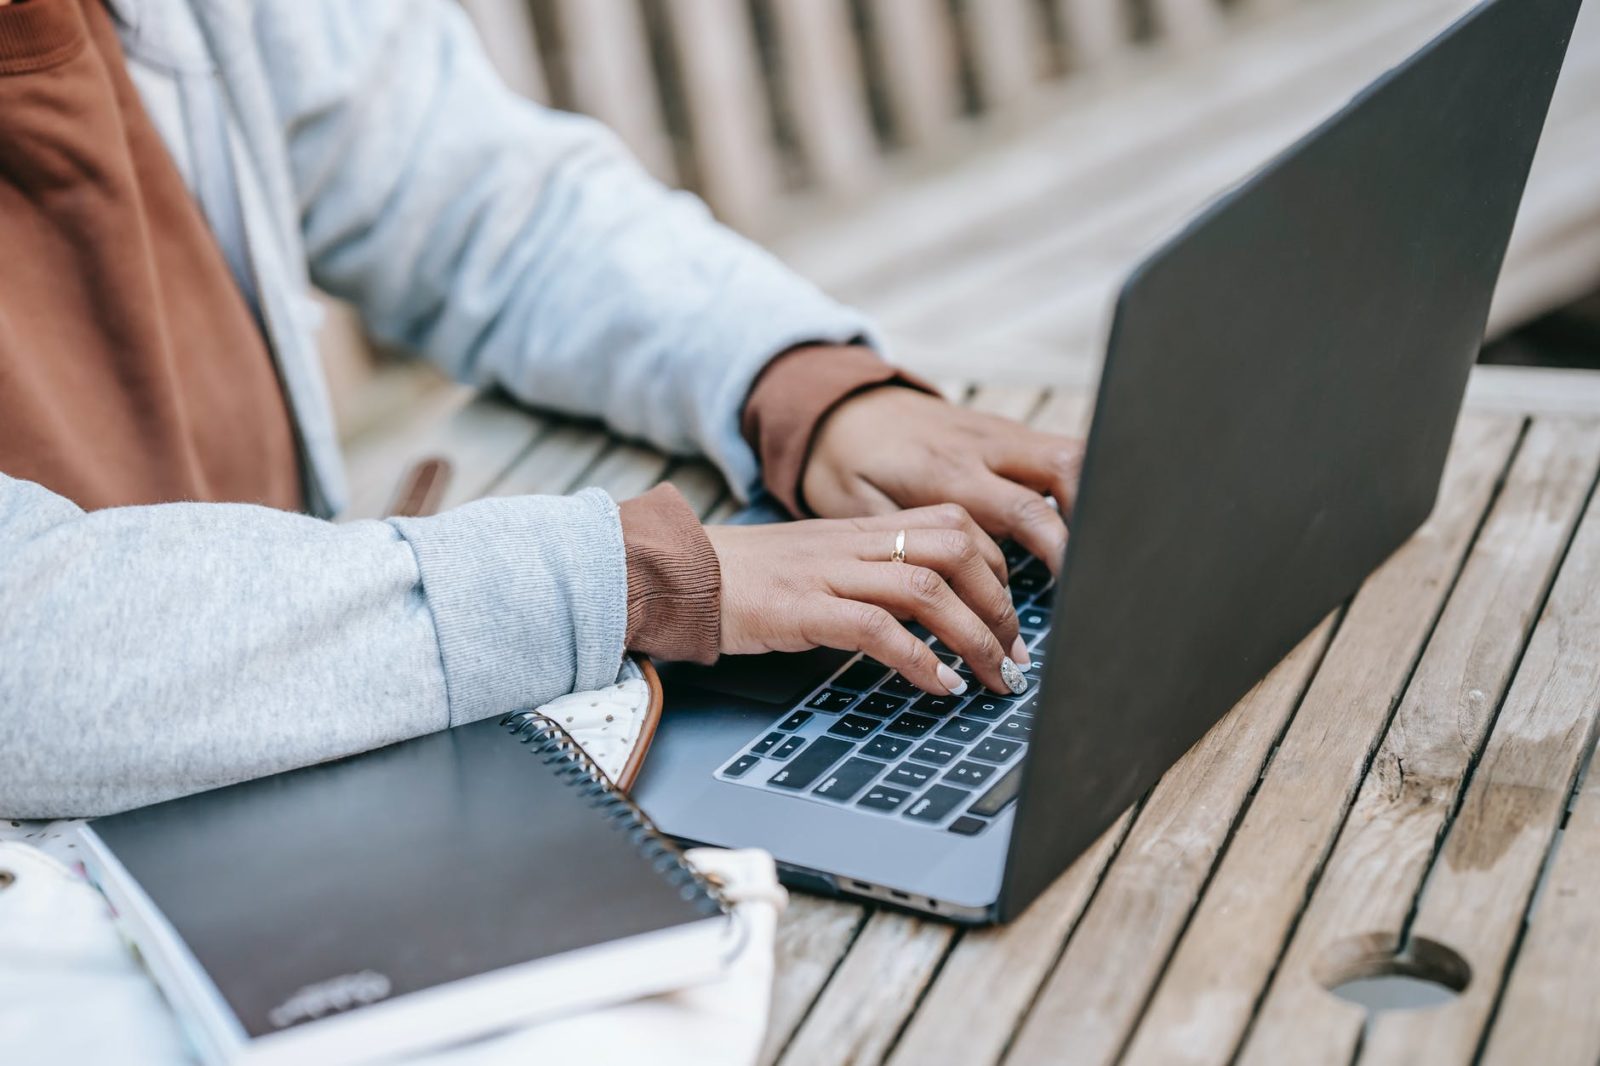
86;716;723;1043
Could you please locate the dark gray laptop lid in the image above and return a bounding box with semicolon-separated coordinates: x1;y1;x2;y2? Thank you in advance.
999;0;1584;920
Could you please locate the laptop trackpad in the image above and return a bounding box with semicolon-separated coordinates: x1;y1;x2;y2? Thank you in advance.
661;647;851;705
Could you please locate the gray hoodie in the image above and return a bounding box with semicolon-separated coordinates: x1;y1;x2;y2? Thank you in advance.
0;0;875;817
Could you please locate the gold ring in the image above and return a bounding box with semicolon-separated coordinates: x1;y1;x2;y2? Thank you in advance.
891;529;907;564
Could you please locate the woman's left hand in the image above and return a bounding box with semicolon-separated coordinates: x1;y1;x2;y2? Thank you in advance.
802;386;1086;572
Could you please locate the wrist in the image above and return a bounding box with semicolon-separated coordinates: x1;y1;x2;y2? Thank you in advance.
740;343;939;516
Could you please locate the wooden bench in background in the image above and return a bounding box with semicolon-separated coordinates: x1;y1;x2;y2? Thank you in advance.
324;0;1600;436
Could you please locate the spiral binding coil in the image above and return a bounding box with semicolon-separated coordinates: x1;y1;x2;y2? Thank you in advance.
499;710;728;915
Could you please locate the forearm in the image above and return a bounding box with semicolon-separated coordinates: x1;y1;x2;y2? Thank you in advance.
0;477;626;818
270;0;877;499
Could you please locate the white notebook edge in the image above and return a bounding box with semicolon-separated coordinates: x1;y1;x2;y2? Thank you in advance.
76;823;743;1066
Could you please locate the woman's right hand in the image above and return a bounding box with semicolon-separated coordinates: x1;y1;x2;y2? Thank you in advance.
705;504;1029;697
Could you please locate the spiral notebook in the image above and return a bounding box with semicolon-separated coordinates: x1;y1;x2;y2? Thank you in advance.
75;713;737;1066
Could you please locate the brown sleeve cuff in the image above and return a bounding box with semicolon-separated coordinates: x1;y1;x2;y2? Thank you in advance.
0;0;87;75
740;344;939;517
619;483;722;664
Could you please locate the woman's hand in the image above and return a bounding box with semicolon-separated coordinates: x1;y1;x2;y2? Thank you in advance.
706;505;1030;696
802;386;1085;572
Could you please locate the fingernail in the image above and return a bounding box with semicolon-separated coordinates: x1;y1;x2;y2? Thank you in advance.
1009;636;1032;668
1000;657;1028;695
937;663;968;696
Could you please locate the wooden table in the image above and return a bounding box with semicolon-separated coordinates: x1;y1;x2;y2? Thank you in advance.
342;364;1600;1066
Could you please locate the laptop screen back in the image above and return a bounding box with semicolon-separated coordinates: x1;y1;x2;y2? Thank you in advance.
1000;0;1583;920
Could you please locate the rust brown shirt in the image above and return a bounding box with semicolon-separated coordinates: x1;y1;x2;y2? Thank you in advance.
0;0;302;512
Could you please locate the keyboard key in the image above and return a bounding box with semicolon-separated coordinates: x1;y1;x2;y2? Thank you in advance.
914;692;967;716
750;731;784;756
1011;566;1050;605
886;763;937;789
767;737;852;790
1011;692;1044;715
1001;541;1033;570
772;735;806;759
904;784;971;824
1013;558;1051;590
826;713;880;740
777;710;813;731
970;764;1022;817
931;647;960;666
909;740;962;766
807;689;856;714
1017;606;1050;633
971;737;1021;764
944;760;996;788
962;695;1015;720
723;754;760;778
948;815;988;836
862;735;910;761
880;674;923;698
858;693;908;718
884;712;939;738
935;717;988;743
835;659;892;691
994;713;1034;740
857;785;913;812
812;758;883;801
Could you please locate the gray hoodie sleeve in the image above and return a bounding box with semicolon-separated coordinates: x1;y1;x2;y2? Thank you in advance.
0;476;626;819
254;0;882;503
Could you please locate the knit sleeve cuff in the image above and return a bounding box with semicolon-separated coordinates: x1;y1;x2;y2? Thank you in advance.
386;487;629;724
740;344;940;517
619;483;722;664
0;0;86;75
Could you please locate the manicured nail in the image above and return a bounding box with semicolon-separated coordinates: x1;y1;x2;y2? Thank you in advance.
1009;636;1032;668
1000;657;1028;695
937;663;968;696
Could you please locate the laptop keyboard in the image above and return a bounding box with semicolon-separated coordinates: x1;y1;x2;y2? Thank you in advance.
716;541;1050;835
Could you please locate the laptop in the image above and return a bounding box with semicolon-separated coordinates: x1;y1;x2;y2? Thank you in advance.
633;0;1583;924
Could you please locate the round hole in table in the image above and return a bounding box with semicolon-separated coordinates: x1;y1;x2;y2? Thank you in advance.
1316;933;1471;1013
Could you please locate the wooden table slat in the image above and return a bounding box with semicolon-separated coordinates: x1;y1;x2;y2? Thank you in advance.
776;910;955;1066
1237;417;1600;1066
575;441;674;504
487;420;614;499
760;897;871;1066
1360;449;1600;1064
1003;618;1336;1066
339;388;546;520
663;459;733;516
1116;413;1522;1066
1478;738;1600;1066
886;807;1137;1066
